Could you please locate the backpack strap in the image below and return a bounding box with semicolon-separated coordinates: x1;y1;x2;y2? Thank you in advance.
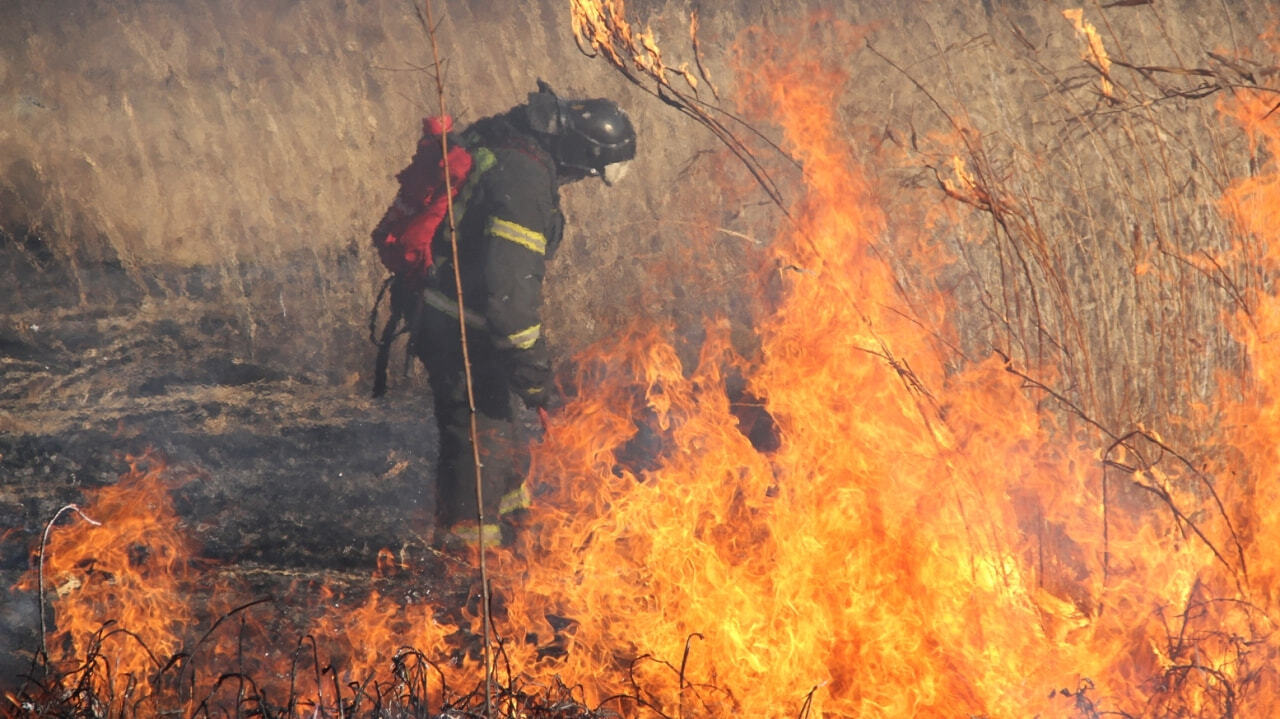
370;276;403;398
498;133;556;176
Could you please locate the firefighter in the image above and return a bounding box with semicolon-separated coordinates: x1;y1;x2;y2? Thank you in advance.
410;82;636;551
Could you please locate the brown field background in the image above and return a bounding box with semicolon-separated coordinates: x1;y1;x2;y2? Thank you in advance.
1;0;1277;443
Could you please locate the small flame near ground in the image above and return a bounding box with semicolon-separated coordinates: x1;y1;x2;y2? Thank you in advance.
14;19;1280;719
17;453;199;685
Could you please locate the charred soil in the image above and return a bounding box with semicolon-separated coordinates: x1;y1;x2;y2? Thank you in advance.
0;233;453;690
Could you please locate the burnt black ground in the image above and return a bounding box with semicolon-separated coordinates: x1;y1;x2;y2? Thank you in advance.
0;234;445;692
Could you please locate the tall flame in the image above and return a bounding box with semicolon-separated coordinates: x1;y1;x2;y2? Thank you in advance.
485;12;1280;718
1215;84;1280;612
15;11;1280;719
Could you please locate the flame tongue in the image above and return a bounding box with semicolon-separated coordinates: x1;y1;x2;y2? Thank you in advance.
16;451;206;710
20;14;1280;719
499;24;1280;719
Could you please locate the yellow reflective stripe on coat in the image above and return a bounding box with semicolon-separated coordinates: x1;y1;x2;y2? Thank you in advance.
498;485;531;516
487;217;546;255
506;323;541;350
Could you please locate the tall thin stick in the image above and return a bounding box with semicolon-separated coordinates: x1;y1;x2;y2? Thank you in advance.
414;2;495;715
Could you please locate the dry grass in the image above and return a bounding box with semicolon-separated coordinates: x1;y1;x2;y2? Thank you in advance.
2;0;1277;429
848;1;1279;443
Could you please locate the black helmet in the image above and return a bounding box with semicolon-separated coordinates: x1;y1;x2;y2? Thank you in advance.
526;82;636;184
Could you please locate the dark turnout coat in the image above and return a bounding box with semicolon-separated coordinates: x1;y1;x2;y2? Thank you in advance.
409;109;564;527
416;110;563;405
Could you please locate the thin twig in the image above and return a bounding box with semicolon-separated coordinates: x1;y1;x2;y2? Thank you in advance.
413;2;496;716
1103;429;1249;596
796;685;820;719
677;632;701;719
38;503;102;660
997;351;1118;441
688;10;719;100
570;0;792;215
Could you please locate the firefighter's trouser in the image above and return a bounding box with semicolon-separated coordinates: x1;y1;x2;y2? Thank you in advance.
414;303;532;529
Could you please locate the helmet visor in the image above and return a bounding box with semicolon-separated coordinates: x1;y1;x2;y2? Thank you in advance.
602;160;631;186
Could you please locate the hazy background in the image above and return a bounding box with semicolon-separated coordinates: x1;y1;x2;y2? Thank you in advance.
3;0;1276;435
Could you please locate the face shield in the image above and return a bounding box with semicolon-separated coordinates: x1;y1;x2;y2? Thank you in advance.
602;160;631;186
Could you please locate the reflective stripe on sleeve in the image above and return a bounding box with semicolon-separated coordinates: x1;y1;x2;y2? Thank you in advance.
487;217;547;255
506;323;541;350
498;484;532;515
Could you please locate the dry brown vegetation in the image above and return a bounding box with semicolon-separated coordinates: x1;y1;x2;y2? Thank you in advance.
2;0;1275;421
3;0;1280;706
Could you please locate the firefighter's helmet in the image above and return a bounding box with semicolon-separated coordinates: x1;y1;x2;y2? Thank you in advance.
526;81;636;184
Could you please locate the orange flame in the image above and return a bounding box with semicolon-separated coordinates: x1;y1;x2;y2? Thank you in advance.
488;19;1280;719
1215;82;1280;616
1063;8;1117;100
18;451;203;709
16;15;1280;719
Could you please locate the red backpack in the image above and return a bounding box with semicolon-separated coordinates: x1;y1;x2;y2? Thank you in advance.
370;115;476;396
371;115;474;286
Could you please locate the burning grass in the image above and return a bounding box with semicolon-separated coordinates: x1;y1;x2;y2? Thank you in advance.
8;4;1280;719
1;450;601;719
7;633;622;719
0;449;725;719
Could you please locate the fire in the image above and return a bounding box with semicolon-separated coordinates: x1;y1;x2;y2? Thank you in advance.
1216;84;1280;609
1063;8;1116;100
15;451;203;710
14;9;1280;719
12;453;475;716
569;0;703;92
483;12;1280;719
